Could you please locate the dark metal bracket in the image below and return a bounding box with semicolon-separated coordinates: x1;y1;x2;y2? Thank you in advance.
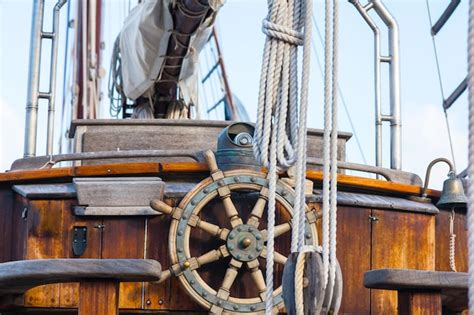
72;226;87;257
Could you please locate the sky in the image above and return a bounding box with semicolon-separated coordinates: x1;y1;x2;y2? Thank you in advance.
0;0;470;189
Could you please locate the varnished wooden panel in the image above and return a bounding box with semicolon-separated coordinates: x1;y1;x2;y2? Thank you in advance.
336;207;372;315
435;209;467;272
144;198;175;310
398;291;441;315
10;194;28;262
371;210;435;314
101;218;146;309
79;281;119;315
0;187;13;262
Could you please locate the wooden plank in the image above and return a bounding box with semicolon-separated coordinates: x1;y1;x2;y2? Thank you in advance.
24;199;65;307
0;187;13;262
59;199;102;308
74;206;161;216
78;281;119;315
364;269;468;290
435;209;467;272
398;291;442;315
10;194;28;261
0;162;441;198
336;207;372;314
370;210;436;314
0;259;161;295
143;198;175;310
101;218;146;309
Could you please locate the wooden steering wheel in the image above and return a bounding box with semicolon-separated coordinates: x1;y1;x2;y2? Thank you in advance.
151;151;319;314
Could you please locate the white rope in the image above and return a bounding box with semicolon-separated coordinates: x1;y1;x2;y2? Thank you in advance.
449;210;457;272
253;0;312;313
467;1;474;312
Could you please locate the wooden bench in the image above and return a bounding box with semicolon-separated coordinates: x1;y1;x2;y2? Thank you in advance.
364;269;468;314
0;259;161;315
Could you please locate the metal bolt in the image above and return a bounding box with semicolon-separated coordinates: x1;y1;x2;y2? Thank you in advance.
255;235;262;240
228;244;235;251
177;248;183;253
242;238;252;248
250;306;256;311
218;181;225;187
281;190;287;196
236;254;241;260
237;227;242;232
158;299;164;305
146;299;151;306
190;280;195;285
305;233;311;239
233;305;239;310
251;177;257;183
191;200;197;205
183;261;191;269
256;245;263;251
107;169;111;173
217;301;222;306
229;233;235;240
178;230;183;236
202;292;208;297
203;188;209;193
182;215;188;220
234;176;240;182
248;254;254;259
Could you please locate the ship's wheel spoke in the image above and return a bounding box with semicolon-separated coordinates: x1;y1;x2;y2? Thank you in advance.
221;196;244;227
246;259;267;301
190;215;229;241
186;245;229;271
216;258;242;300
260;247;288;265
261;222;291;241
247;196;268;227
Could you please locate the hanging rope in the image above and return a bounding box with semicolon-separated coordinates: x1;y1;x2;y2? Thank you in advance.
253;0;312;312
466;0;474;311
449;209;457;272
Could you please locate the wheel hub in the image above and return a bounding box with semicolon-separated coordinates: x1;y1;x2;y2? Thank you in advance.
226;224;264;262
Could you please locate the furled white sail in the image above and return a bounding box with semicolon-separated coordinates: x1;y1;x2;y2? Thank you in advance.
119;0;224;106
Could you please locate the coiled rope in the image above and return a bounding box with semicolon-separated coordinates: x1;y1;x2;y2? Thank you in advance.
253;0;312;313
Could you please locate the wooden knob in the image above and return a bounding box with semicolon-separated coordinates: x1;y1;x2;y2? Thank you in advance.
150;199;173;215
204;150;219;173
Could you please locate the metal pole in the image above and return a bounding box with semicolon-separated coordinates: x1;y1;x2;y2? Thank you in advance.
24;0;45;157
371;0;402;170
349;0;383;168
46;0;67;156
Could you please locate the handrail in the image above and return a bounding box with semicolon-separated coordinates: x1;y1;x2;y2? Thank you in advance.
11;150;202;170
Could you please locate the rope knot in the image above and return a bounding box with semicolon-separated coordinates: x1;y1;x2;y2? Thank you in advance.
262;19;303;46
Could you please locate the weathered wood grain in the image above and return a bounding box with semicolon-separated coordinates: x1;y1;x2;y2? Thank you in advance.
370;210;436;313
0;259;161;295
79;281;119;315
435;209;468;272
101;218;146;309
0;187;13;262
336;207;372;314
398;291;442;315
364;269;468;290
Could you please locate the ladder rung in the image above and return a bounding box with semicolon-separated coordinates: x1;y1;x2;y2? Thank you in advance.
381;115;393;121
380;56;391;63
41;32;54;39
38;92;51;100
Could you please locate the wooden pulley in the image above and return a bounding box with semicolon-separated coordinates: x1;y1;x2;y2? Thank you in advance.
282;251;343;314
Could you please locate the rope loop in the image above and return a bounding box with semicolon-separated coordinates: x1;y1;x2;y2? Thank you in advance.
262;19;304;46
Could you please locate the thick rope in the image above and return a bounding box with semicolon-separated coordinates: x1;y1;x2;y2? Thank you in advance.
253;0;312;313
467;0;474;312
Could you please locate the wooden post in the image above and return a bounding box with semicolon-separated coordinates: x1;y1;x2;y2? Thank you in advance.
79;281;120;315
398;291;442;315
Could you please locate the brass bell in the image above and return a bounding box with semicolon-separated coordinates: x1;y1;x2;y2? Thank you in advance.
437;172;468;209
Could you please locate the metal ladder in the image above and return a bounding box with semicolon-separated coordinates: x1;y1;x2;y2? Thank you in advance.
24;0;67;157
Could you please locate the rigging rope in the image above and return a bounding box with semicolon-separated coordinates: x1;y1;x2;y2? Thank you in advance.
253;0;312;312
311;14;367;165
467;0;474;311
425;0;457;169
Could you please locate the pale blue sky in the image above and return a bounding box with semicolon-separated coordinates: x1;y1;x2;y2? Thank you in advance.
0;0;469;188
